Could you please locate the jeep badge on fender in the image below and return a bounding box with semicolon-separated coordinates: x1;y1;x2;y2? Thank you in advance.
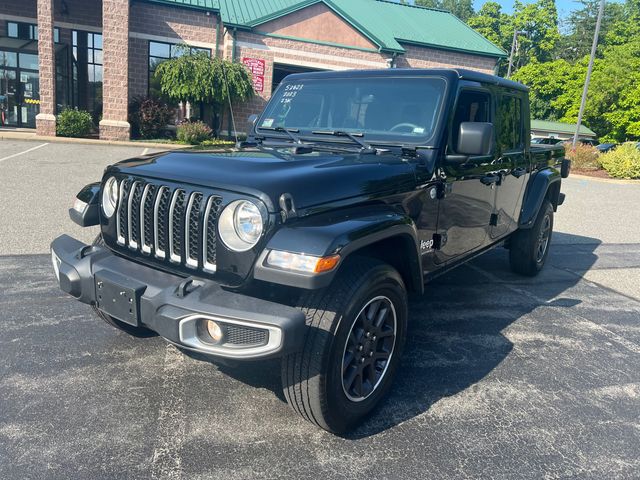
51;69;568;434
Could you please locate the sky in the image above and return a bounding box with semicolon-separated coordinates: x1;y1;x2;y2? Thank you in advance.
473;0;624;17
401;0;625;19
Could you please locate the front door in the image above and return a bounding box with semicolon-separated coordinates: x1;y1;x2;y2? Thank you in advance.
434;87;497;265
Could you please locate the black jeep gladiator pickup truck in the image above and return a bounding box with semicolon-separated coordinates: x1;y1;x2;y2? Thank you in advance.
51;68;569;433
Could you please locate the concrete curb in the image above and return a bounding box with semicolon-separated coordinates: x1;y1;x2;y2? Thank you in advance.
0;130;189;150
570;173;640;185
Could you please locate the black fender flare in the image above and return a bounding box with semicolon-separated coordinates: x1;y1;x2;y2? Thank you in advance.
519;168;561;229
253;205;423;292
69;182;101;227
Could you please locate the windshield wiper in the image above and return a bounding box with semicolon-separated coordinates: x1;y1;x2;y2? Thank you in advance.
311;130;376;154
260;126;304;144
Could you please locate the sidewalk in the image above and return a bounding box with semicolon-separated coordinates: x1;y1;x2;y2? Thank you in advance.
0;129;188;150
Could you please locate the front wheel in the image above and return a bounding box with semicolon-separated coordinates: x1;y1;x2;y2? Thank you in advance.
281;257;408;434
509;200;554;276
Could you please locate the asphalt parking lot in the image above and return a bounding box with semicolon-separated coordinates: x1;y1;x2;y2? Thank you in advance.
1;139;639;479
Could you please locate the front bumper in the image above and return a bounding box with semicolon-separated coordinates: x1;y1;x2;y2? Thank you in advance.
50;235;306;359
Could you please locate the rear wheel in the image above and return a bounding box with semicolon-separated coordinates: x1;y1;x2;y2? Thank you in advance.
281;257;408;433
91;235;156;338
509;200;554;276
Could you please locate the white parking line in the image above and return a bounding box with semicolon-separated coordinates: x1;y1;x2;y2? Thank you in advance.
0;143;49;163
142;148;150;155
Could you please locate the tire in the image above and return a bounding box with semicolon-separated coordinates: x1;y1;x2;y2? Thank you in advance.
509;200;554;276
91;235;156;338
281;257;408;434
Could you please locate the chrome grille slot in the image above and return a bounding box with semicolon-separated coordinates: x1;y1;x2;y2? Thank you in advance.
185;192;204;268
203;196;222;273
113;178;222;274
169;190;186;263
116;179;131;245
154;186;171;259
128;181;144;249
140;184;156;254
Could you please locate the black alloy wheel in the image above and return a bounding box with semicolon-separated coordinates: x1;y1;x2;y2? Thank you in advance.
341;296;397;402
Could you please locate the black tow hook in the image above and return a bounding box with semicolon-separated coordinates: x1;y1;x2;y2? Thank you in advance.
175;277;202;298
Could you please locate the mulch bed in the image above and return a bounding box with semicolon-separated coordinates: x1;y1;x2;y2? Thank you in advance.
572;168;612;179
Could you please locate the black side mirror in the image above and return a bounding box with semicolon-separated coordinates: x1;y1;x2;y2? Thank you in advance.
248;114;258;126
457;122;494;156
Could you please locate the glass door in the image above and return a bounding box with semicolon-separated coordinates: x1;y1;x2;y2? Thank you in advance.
1;51;19;127
18;70;39;128
0;50;40;128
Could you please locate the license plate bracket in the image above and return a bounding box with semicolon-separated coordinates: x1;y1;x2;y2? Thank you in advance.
95;270;147;326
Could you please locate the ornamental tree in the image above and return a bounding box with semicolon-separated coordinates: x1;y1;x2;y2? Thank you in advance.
153;46;254;136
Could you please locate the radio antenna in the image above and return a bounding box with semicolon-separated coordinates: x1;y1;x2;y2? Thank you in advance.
221;62;238;144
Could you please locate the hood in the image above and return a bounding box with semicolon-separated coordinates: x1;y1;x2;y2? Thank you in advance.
111;148;417;212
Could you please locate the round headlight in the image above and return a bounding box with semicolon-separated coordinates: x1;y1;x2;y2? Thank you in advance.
218;200;264;252
102;177;119;218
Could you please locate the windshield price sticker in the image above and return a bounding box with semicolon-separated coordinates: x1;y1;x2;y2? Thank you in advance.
280;84;303;104
262;118;274;127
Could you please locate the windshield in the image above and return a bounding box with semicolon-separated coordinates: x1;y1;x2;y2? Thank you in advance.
256;76;447;145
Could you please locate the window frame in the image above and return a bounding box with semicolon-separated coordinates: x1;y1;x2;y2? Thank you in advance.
448;86;494;155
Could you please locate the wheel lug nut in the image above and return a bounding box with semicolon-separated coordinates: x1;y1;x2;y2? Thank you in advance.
372;336;377;341
365;332;370;338
357;345;363;351
360;358;365;364
368;351;373;357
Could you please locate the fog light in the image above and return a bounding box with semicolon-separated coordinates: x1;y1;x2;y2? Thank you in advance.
206;320;224;344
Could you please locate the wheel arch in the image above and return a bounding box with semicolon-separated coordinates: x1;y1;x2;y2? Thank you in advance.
253;205;424;293
519;168;561;229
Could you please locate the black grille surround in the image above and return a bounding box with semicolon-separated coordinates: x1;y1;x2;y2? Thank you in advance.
109;177;226;276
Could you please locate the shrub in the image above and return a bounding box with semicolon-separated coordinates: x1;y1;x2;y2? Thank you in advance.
177;121;212;144
56;108;93;137
564;142;601;171
129;97;173;139
599;143;640;179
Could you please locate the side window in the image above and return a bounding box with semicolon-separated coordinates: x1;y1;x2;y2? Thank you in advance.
497;95;523;152
451;90;491;151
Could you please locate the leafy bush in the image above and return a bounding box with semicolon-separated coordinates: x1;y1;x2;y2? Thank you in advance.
177;121;212;144
56;108;93;137
599;143;640;179
129;97;173;139
564;142;601;171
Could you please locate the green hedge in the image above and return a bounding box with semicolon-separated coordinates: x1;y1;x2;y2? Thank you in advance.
600;143;640;179
56;109;93;137
177;121;212;145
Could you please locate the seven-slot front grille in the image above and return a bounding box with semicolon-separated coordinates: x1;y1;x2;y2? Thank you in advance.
115;179;222;273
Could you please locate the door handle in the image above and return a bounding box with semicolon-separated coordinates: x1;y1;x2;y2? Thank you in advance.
512;167;527;178
480;173;500;185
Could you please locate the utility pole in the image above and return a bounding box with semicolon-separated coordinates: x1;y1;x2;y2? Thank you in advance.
507;30;526;78
573;0;606;147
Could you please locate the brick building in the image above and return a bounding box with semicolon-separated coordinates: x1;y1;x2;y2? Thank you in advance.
0;0;505;140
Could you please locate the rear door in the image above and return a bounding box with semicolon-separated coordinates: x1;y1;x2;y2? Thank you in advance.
434;87;497;265
490;92;529;239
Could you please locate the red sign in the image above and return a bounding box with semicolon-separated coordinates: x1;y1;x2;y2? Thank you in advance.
242;57;266;92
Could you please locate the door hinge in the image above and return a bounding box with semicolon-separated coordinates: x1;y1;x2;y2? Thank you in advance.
490;213;499;226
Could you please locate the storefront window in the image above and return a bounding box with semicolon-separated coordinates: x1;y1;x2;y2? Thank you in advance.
72;31;103;121
7;21;59;43
148;41;210;98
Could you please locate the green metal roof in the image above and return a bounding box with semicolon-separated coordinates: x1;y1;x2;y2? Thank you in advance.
146;0;506;57
531;120;596;137
144;0;221;11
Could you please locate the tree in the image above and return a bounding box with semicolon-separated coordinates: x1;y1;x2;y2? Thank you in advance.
511;0;561;67
154;46;254;135
557;0;626;61
414;0;475;22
